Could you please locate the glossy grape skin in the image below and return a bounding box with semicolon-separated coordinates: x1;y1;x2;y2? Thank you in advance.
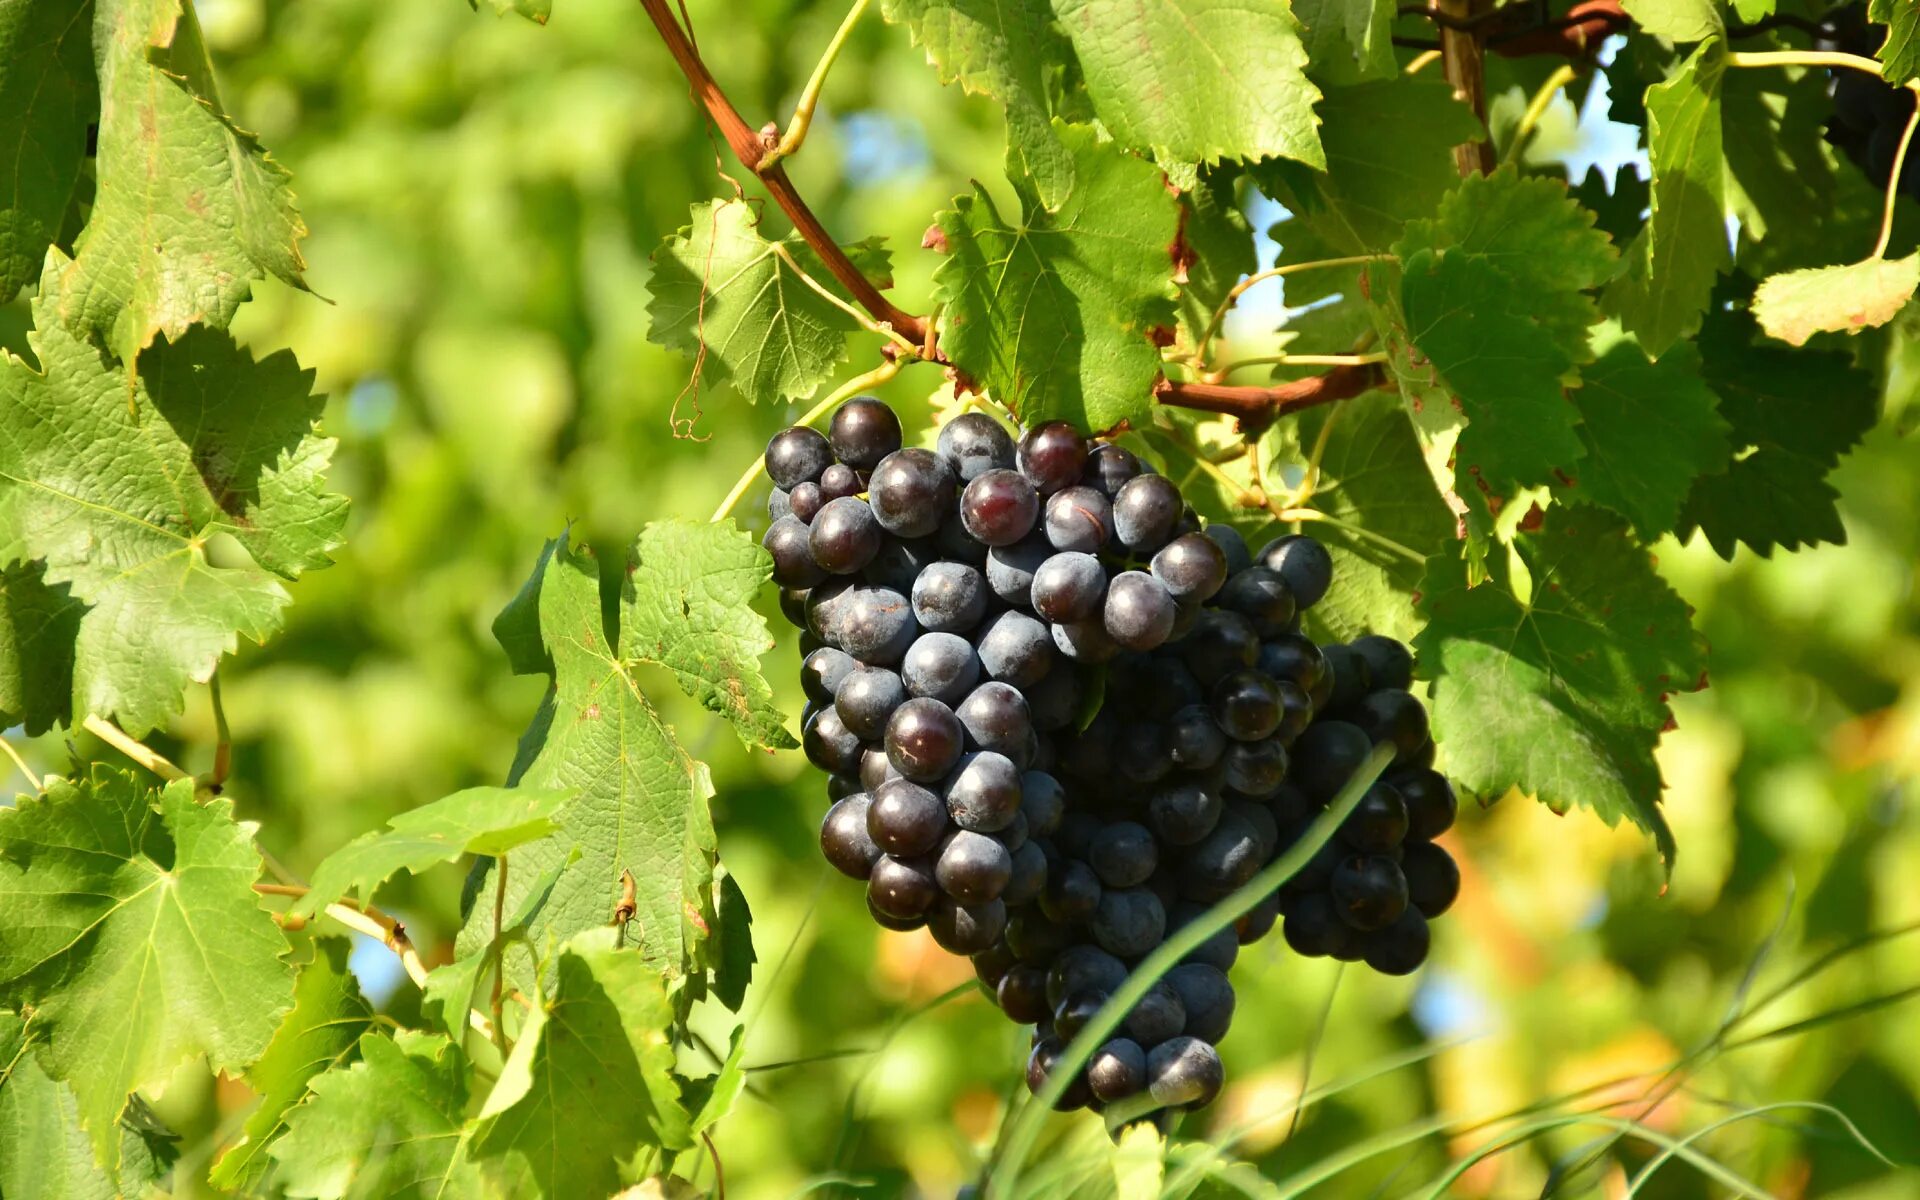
1179;610;1260;685
1045;944;1129;1010
1166;962;1235;1043
837;585;917;665
868;854;939;919
1020;770;1066;836
1320;643;1372;711
1006;911;1074;964
1167;704;1227;770
830;395;903;469
835;666;907;740
1017;421;1090;495
868;777;948;856
864;537;935;593
822;794;883;879
972;940;1019;989
961;469;1041;546
803;707;863;775
1114;720;1174;786
1151;532;1229;604
902;632;981;706
908;561;988;634
1290;720;1374;801
1363;908;1431;975
885;697;965;782
1217;566;1297;637
1040;858;1103;924
1112;474;1183;552
809;496;884;575
1053;616;1121;663
1354;689;1432;761
1003;839;1050;906
819;463;862;502
1340;782;1409;854
944;750;1023;832
1222;737;1289;799
1211;669;1284;742
1203;524;1252;574
1395;769;1458;841
1053;988;1108;1042
1043;486;1114;553
937;829;1014;903
1331;855;1409;931
997;965;1053;1022
1148;780;1223;846
765;426;833;489
1092;886;1166;957
777;586;810;631
826;773;863;802
1029;552;1105;623
986;536;1052;607
764;516;828;587
1147;1036;1225;1108
1088;820;1158;888
867;448;957;538
1082;443;1143;496
781;483;814;522
1403;841;1460;917
858;747;895;793
977;610;1055;688
1257;534;1333;608
801;646;855;706
1026;1038;1094;1111
956;681;1033;760
1179;809;1265;903
1088;1038;1148;1102
1236;890;1282;945
1282;892;1355;958
938;411;1018;482
1352;635;1415;691
928;896;1008;954
1257;635;1328;696
1119;979;1184;1047
1104;571;1177;651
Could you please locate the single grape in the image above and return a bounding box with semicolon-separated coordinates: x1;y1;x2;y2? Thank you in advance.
803;578;854;645
1026;1038;1094;1111
1114;720;1174;786
764;516;828;587
1167;704;1227;771
976;609;1055;687
1017;421;1090;495
778;586;810;631
999;808;1029;851
1165;963;1235;1045
1203;524;1252;574
944;750;1022;832
1282;892;1355;958
1402;841;1460;917
973;941;1019;989
961;469;1041;546
1231;801;1279;860
1092;887;1166;957
819;462;862;502
1395;769;1458;841
821;794;882;879
1236;890;1282;945
1024;665;1083;732
1354;689;1432;761
1179;610;1260;685
1082;443;1143;496
826;773;862;802
809;496;884;575
1256;635;1328;696
1290;720;1374;801
902;632;981;706
1257;534;1333;608
1363;908;1431;975
1272;679;1315;742
1020;770;1066;836
1006;911;1075;964
1340;782;1409;854
866;448;956;538
1222;737;1289;798
1040;859;1103;924
868;854;939;919
938;411;1017;482
1053;988;1108;1042
868;777;948;857
1029;552;1106;623
1112;475;1183;553
803;707;863;775
928;896;1008;954
1211;669;1284;742
1004;839;1050;906
801;646;856;706
1217;566;1297;637
836;665;908;741
956;681;1033;760
1053;616;1121;663
1088;1038;1148;1102
1045;944;1128;1010
858;746;895;792
938;829;1014;903
1320;643;1372;711
1352;635;1414;691
1121;979;1186;1046
885;697;965;782
1089;821;1159;888
1148;780;1222;846
1105;571;1177;651
778;484;809;522
1147;1036;1225;1108
830;395;903;469
837;585;917;666
1151;532;1229;604
1331;855;1409;931
1180;810;1265;903
997;965;1053;1023
986;536;1052;607
909;561;987;634
1043;486;1114;553
765;426;833;489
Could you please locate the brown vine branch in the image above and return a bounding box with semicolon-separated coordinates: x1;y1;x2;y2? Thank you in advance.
1155;363;1388;427
1438;0;1496;175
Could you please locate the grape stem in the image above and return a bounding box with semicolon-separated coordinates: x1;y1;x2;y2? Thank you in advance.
1874;90;1920;260
757;0;869;172
1437;0;1494;176
0;737;40;791
1274;507;1429;564
1190;255;1394;368
708;356;906;523
208;671;232;790
1206;351;1390;380
490;852;511;1055
81;714;190;784
768;241;920;356
983;742;1399;1199
1505;63;1578;166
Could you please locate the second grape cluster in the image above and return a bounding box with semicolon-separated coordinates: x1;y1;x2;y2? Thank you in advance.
764;396;1462;1126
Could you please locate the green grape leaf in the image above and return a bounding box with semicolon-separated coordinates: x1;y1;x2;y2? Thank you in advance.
934;122;1178;432
473;929;691;1195
1682;447;1847;556
1254;77;1482;255
0;1012;177;1200
647;200;872;404
1400;249;1582;497
459;537;722;1009
479;0;553;23
623;519;797;750
297;787;573;916
0;0;95;303
687;1027;748;1134
209;939;374;1192
420;954;488;1045
1051;0;1323;169
0;271;346;734
1871;0;1920;85
1751;254;1920;346
1621;0;1722;41
1731;0;1773;21
1415;507;1706;868
1174;166;1258;348
710;869;755;1013
1266;394;1453;643
1720;67;1836;250
492;535;561;677
0;770;291;1171
1604;41;1728;358
0;561;80;735
269;1030;481;1199
1566;335;1730;538
1293;0;1397;84
881;0;1077;209
1398;167;1618;362
54;0;306;363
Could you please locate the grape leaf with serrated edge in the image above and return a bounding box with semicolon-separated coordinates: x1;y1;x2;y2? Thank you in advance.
0;1011;177;1200
1871;0;1920;85
1566;334;1730;538
1622;0;1722;41
208;939;373;1192
711;869;755;1012
1292;0;1397;84
1604;41;1728;359
54;0;306;364
1752;255;1920;346
0;0;95;303
1051;0;1323;169
296;786;572;916
623;519;797;750
472;928;691;1196
0;267;346;734
1415;507;1706;868
269;1030;481;1199
935;122;1178;432
0;770;291;1171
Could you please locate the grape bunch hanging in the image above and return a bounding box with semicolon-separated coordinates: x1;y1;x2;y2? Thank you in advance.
764;396;1462;1122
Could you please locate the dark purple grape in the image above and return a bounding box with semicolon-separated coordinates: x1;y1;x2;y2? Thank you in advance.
910;561;988;634
1020;770;1066;836
803;707;863;774
1029;552;1105;623
1203;524;1251;574
1151;533;1229;604
869;854;939;919
1006;910;1074;964
1354;690;1431;761
1257;535;1332;608
1179;610;1259;685
1004;839;1050;906
1217;566;1297;637
1171;902;1240;971
938;829;1014;903
1257;635;1328;696
976;610;1055;687
1148;780;1222;846
809;496;884;575
867;893;926;931
1117;981;1181;1047
1147;1036;1224;1107
1403;841;1460;917
1331;855;1408;931
1088;821;1158;888
1082;443;1142;496
1040;859;1103;924
1104;571;1176;651
1088;1038;1147;1102
1223;737;1289;798
885;697;964;782
1180;811;1263;903
1291;720;1374;802
826;773;862;802
1053;617;1121;663
1321;644;1372;711
938;411;1017;482
1340;782;1409;853
859;747;895;792
1112;474;1182;553
1166;704;1227;771
1043;486;1114;553
973;940;1019;989
1212;669;1284;742
765;426;833;489
868;777;947;856
776;484;806;522
1046;944;1128;1010
1092;887;1166;957
1282;892;1354;958
928;896;1007;954
1027;1037;1094;1110
1236;890;1282;944
863;536;935;593
1395;770;1457;841
803;578;854;645
829;396;903;469
1017;422;1089;495
1024;666;1082;732
961;469;1040;546
1353;635;1415;691
838;585;917;665
1053;988;1107;1042
998;965;1052;1022
944;750;1022;832
819;463;862;501
801;646;856;706
986;536;1052;607
764;516;828;587
902;632;980;706
867;448;957;538
778;586;809;630
956;681;1033;760
822;794;882;878
1115;720;1173;786
836;665;907;740
1363;908;1430;975
934;513;989;565
1166;963;1235;1044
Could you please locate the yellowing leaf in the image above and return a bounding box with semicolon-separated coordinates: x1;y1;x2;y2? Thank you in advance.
1752;254;1920;346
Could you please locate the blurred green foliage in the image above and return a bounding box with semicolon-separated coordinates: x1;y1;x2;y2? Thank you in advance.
4;0;1917;1194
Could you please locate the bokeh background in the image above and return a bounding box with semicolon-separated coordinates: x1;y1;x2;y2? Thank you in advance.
4;0;1917;1194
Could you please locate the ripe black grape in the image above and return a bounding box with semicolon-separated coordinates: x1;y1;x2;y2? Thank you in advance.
976;610;1055;687
1203;524;1252;574
869;854;939;919
1112;474;1183;552
938;411;1017;482
810;496;884;575
1363;908;1430;975
1330;854;1409;931
961;469;1040;546
1147;779;1222;846
1026;1037;1094;1110
765;426;833;489
1006;911;1075;964
1256;635;1327;694
1282;891;1355;958
1004;839;1050;906
1352;635;1414;691
944;750;1022;832
803;707;863;775
1222;737;1288;799
997;965;1052;1022
837;585;917;665
1180;609;1259;685
1211;669;1284;742
1395;769;1458;841
836;665;907;740
1257;534;1332;608
801;646;855;706
938;830;1014;903
820;462;862;502
868;777;948;856
866;448;957;539
1340;782;1409;854
1020;770;1066;836
1290;720;1373;801
1043;486;1114;553
1147;1036;1224;1108
1105;571;1177;651
1092;886;1166;957
1082;443;1142;496
902;632;981;706
885;697;965;781
1017;421;1090;495
830;395;903;469
1166;963;1235;1043
1045;944;1128;1010
822;794;883;878
986;536;1052;607
1402;841;1460;917
928;896;1008;954
785;482;819;523
955;681;1033;760
1040;858;1103;923
1053;988;1107;1042
1088;1038;1148;1102
1089;820;1158;888
1217;566;1297;637
1052;617;1121;663
910;561;988;633
765;515;828;587
1166;704;1227;771
1151;532;1229;604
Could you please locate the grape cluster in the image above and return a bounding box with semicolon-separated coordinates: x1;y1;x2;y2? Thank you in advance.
1823;9;1920;200
766;396;1461;1124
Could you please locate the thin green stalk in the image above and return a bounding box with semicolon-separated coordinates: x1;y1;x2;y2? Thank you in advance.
1625;1102;1895;1196
1274;508;1427;565
759;0;870;170
1505;64;1576;165
1873;88;1920;259
709;357;905;523
1193;255;1396;366
1412;1114;1772;1200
